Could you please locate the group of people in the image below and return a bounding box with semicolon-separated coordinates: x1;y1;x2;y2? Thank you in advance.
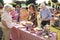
1;3;52;40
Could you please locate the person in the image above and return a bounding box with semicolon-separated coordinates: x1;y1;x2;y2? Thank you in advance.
28;4;38;27
10;7;18;22
43;24;51;36
0;3;3;9
40;3;52;29
0;3;3;21
15;5;20;22
0;3;3;40
53;8;58;16
20;7;29;21
1;4;14;40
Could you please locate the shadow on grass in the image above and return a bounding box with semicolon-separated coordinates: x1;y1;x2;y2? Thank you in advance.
52;25;60;30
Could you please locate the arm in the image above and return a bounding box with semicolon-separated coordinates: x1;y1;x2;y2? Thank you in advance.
1;14;8;27
47;8;52;20
2;20;14;28
2;17;14;28
1;20;8;27
31;11;37;22
31;16;37;22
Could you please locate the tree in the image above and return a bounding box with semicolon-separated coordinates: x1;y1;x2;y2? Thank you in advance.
44;1;47;5
51;0;58;3
0;0;4;5
26;0;36;5
48;1;51;6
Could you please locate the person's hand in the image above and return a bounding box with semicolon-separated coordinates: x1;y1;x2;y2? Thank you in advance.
45;18;49;21
15;14;18;16
10;26;15;29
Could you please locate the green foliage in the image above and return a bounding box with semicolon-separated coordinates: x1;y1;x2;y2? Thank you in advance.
0;0;4;5
51;0;58;3
26;0;36;5
10;3;16;7
48;1;51;6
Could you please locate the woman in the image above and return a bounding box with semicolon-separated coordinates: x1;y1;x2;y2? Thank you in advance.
20;7;29;21
10;7;18;22
1;4;14;40
28;4;38;27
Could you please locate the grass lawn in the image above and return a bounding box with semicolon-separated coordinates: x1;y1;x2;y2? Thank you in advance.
0;22;1;27
50;27;60;40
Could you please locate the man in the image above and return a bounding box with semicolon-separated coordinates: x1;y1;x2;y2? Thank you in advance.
40;3;52;29
1;4;14;40
15;5;20;22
